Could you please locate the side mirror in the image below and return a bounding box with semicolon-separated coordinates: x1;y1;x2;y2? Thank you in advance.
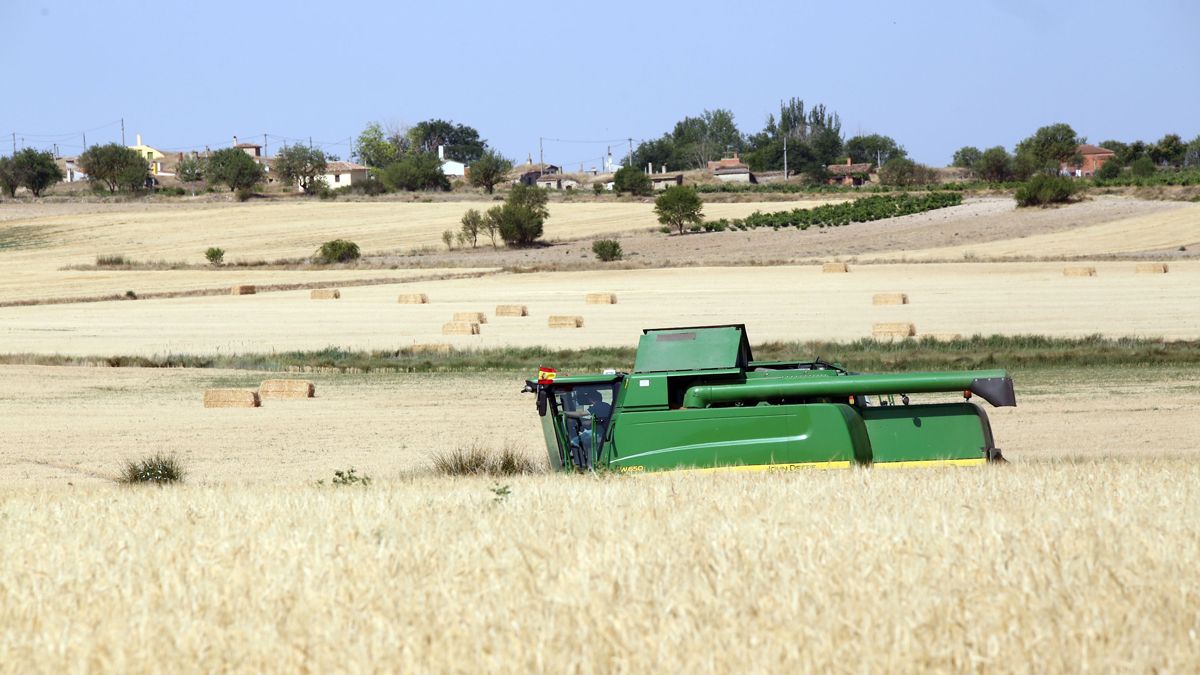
536;388;548;416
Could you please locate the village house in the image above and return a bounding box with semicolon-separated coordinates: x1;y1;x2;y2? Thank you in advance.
826;157;873;186
233;137;263;158
57;157;88;183
707;154;755;183
515;160;561;186
317;161;370;189
536;174;580;190
1062;144;1116;177
438;145;467;178
649;173;684;190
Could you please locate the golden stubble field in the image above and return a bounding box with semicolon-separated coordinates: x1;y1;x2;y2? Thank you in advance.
1;261;1196;356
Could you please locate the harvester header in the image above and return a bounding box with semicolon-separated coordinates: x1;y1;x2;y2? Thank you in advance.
525;324;1016;473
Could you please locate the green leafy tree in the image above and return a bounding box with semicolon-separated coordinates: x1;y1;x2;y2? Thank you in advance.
1184;135;1200;168
0;157;19;197
1014;174;1078;207
1094;159;1122;180
612;166;652;195
407;119;486;163
592;239;623;261
460;208;484;248
653;186;704;234
878;157;938;186
353;122;400;168
1129;156;1156;177
1099;140;1130;165
205;148;265;192
313;239;361;263
379;153;449;191
12;149;63;197
79;143;149;192
976;146;1013;182
1151;133;1186;167
952;146;983;170
176;155;204;183
846;135;907;166
468;150;513;194
274;145;328;194
205;247;225;265
1015;123;1081;175
488;184;548;247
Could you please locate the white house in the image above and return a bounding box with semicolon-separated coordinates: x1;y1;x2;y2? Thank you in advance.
59;157;88;183
316;161;370;190
438;145;466;178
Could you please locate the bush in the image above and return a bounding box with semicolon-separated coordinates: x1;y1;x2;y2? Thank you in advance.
313;239;361;264
96;254;128;267
379;153;450;191
1129;156;1156;178
1014;174;1079;207
721;192;963;231
592;239;623;261
613;166;652;195
491;184;549;247
431;443;540;476
119;453;185;484
205;247;225;265
1094;160;1121;180
235;187;254;202
878;157;938;186
592;182;604;195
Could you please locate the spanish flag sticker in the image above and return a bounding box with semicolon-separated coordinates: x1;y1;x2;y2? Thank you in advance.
537;367;557;385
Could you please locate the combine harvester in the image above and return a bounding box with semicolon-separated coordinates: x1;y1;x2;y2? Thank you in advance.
524;325;1016;473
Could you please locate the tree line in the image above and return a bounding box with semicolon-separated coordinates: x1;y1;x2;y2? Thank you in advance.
352;119;513;194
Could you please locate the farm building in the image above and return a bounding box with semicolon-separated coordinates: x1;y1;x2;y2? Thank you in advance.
438;145;466;178
826;158;873;186
708;154;755;183
536;174;580;190
1062;144;1116;177
649;173;684;190
514;162;561;186
232;137;263;158
127;134;165;162
316;161;370;189
57;157;88;183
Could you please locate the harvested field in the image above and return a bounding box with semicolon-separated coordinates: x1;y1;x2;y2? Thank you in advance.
1;262;1196;356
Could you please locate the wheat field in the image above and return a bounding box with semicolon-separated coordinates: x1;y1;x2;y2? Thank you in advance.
1;463;1198;672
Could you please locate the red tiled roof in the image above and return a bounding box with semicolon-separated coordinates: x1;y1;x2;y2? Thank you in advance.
827;163;873;175
325;161;368;172
1077;144;1114;156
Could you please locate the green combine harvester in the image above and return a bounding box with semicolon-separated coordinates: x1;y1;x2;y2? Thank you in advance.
524;325;1016;473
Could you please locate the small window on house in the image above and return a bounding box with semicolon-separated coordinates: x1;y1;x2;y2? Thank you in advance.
335;174;341;183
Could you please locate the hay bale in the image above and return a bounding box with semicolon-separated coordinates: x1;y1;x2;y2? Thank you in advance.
452;311;488;324
397;293;429;304
442;321;480;335
586;293;618;304
231;285;256;296
310;288;341;300
872;293;909;305
1063;266;1097;277
872;322;916;339
822;262;849;273
203;389;261;408
1135;263;1169;274
259;379;315;399
410;343;452;354
495;304;529;317
549;315;584;328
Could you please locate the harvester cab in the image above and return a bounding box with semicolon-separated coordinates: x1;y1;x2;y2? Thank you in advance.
525;325;1017;473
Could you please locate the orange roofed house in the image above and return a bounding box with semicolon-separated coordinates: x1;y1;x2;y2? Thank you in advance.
826;157;873;186
1062;144;1115;177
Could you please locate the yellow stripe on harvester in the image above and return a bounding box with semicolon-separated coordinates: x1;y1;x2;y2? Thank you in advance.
620;457;987;475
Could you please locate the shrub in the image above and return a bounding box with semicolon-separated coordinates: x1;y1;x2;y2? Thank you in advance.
613;166;652;195
1129;156;1156;178
379;153;450;191
235;187;254;202
124;290;137;299
432;443;540;476
878;157;939;186
460;209;484;248
1095;160;1122;180
491;184;549;247
592;239;623;261
442;230;454;250
592;182;604;195
119;453;185;484
329;467;371;486
313;239;361;264
1014;174;1079;207
205;247;225;266
96;254;128;267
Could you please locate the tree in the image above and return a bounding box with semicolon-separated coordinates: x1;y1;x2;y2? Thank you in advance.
0;157;18;198
1185;135;1200;168
353;122;400;169
1015;123;1081;175
1129;156;1156;177
1099;140;1130;166
952;146;983;170
12;149;63;197
653;186;704;234
460;208;484;247
379;153;449;191
1095;158;1122;180
847;135;907;166
878;157;937;186
976;146;1014;182
78;143;149;192
407;119;486;163
274;145;328;194
468;150;513;194
612;166;651;196
1151;133;1186;168
488;184;548;247
205;148;264;192
176;155;204;183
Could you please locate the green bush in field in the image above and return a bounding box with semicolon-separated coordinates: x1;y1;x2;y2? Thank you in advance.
1095;159;1122;180
313;239;361;264
205;247;225;265
1014;174;1078;207
721;192;962;230
592;239;623;261
119;453;185;484
1129;156;1156;178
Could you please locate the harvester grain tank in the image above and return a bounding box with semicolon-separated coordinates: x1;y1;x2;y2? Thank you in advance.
524;325;1016;473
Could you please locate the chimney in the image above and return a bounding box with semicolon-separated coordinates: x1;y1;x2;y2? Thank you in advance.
233;136;238;146
648;162;653;173
136;134;142;146
438;145;445;161
846;156;852;165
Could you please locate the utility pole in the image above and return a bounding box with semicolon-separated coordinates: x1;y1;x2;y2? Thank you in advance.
627;138;633;168
11;132;15;155
781;99;788;181
538;137;543;168
309;136;313;149
120;118;125;146
264;133;268;157
82;131;87;151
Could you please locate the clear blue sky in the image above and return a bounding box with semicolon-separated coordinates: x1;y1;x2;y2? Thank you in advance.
2;0;1197;166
